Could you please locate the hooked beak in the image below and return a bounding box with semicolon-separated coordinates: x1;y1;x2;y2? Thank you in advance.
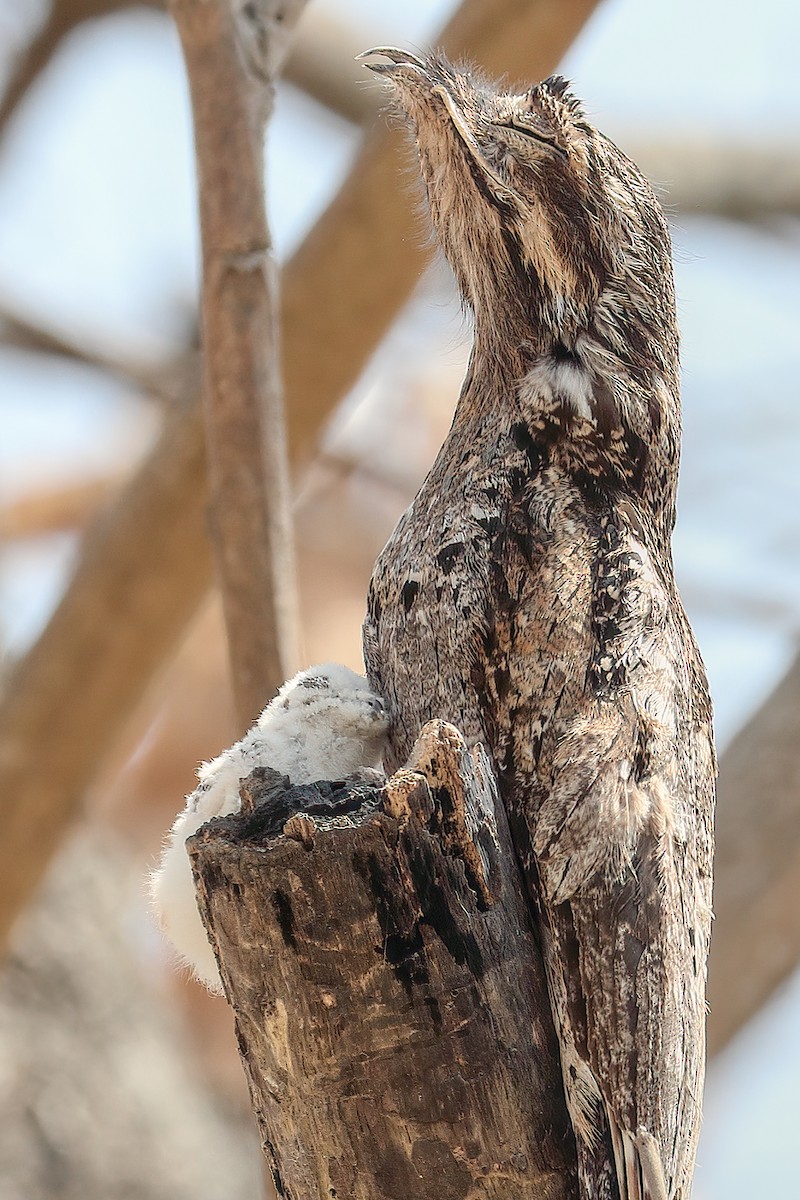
358;48;473;157
359;47;511;198
356;47;427;78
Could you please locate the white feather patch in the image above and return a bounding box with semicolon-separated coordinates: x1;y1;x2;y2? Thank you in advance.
150;664;388;992
520;355;595;422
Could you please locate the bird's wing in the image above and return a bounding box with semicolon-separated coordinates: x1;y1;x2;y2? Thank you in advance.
530;664;714;1200
193;727;266;819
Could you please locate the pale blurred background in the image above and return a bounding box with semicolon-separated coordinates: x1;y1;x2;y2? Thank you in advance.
1;0;799;1196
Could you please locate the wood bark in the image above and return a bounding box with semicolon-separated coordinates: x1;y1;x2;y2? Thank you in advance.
191;721;577;1200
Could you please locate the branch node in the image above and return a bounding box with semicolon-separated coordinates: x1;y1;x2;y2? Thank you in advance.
281;812;316;847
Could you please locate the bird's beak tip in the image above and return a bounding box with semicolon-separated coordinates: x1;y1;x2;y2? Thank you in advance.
356;47;426;75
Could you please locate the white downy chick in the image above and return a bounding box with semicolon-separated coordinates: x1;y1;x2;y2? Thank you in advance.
150;663;388;992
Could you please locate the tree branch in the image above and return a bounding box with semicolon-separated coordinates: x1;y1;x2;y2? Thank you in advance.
708;651;800;1055
0;475;121;537
168;0;305;725
0;306;190;404
0;393;209;948
0;0;160;138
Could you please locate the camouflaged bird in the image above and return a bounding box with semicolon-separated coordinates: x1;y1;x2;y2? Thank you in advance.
361;49;715;1200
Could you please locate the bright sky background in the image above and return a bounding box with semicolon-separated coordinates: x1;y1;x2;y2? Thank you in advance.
1;2;798;1194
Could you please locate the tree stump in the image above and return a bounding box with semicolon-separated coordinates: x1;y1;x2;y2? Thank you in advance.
189;721;576;1199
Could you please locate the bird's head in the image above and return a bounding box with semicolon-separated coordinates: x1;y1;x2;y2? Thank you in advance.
361;49;681;541
269;664;389;768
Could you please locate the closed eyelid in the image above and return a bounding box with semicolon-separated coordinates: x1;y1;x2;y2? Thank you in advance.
492;120;567;157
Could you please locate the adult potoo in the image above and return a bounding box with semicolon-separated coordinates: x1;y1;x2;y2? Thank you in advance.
361;49;715;1200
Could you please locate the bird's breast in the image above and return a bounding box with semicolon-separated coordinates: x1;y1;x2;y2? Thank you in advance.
364;450;599;774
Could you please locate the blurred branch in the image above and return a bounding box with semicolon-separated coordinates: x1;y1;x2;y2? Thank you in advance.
169;0;305;725
0;307;192;404
0;0;160;136
0;392;210;950
629;135;800;219
283;7;373;124
0;1;372;136
0;476;120;537
708;653;800;1056
0;0;599;947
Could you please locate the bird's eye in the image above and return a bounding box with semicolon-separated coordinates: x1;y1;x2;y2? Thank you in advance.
496;121;567;158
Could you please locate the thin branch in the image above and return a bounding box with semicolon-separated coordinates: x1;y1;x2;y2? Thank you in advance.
626;134;800;219
0;0;160;138
168;0;305;725
0;307;192;404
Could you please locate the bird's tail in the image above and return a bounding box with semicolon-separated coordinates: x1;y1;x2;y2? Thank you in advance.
608;1118;668;1200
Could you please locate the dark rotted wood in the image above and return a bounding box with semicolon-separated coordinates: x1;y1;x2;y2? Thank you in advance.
189;721;576;1200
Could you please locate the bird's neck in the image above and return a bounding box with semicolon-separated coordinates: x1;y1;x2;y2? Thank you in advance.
449;335;678;566
451;336;526;429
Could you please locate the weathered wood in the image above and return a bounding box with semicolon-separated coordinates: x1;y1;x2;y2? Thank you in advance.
190;721;577;1200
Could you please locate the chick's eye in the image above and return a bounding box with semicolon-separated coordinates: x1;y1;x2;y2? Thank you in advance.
300;674;329;690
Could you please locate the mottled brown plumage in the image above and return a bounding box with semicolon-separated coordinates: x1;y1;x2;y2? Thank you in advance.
361;49;715;1200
